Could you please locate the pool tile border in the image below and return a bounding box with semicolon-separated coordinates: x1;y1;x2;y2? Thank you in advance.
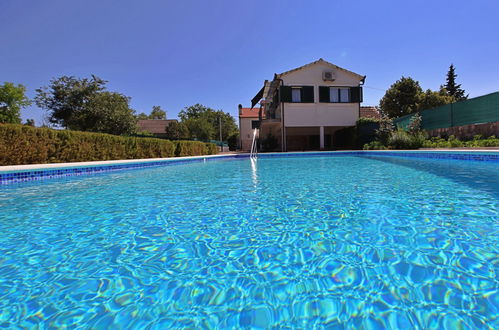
1;151;497;185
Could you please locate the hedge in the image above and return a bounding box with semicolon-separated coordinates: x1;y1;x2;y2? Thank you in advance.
174;140;219;157
0;124;218;165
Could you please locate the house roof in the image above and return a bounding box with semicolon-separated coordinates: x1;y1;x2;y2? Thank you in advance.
137;119;177;134
239;107;263;118
360;106;381;119
275;58;365;81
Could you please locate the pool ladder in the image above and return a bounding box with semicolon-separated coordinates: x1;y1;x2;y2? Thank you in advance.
250;128;259;159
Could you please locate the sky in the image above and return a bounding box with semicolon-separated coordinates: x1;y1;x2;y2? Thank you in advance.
1;0;498;125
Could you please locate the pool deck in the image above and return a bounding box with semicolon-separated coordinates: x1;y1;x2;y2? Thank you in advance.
1;149;498;173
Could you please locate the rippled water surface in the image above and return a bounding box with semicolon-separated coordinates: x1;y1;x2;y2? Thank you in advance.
1;155;498;328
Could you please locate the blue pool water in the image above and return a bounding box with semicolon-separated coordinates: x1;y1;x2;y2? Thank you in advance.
0;155;498;328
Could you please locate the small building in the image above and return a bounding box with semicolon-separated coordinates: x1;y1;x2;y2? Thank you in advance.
137;119;178;138
244;58;366;151
238;106;264;152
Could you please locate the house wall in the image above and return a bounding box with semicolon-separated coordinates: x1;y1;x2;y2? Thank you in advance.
281;62;362;127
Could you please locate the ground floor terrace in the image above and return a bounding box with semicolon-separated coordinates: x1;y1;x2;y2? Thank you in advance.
260;123;352;151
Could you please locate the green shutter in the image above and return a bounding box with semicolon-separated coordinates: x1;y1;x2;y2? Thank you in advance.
350;87;363;103
319;86;329;102
302;86;314;103
280;86;292;102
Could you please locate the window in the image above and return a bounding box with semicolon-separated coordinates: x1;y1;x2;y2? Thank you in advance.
319;86;362;103
339;88;350;102
251;120;260;129
291;88;301;102
329;87;350;103
280;86;314;103
330;88;339;103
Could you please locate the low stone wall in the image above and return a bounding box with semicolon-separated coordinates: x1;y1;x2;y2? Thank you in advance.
428;121;499;138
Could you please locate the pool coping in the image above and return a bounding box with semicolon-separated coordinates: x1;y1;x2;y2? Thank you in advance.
1;150;497;185
2;149;499;172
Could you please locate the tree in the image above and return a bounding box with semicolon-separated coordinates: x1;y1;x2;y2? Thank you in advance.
165;121;189;140
0;82;31;124
445;64;467;101
76;92;137;135
184;117;215;141
35;75;106;128
178;104;238;141
418;88;455;111
136;112;149;120
149;106;166;119
136;106;167;120
379;77;423;118
35;75;137;135
25;119;35;126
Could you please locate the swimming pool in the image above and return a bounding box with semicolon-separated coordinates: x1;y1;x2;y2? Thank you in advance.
1;153;498;328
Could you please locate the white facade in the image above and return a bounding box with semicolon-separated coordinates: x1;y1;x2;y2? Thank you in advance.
252;59;365;151
280;61;362;128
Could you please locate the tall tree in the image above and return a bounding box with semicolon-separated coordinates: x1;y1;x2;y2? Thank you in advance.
445;64;467;101
35;75;137;135
0;82;31;124
75;92;137;135
379;77;423;118
149;106;166;119
35;75;106;128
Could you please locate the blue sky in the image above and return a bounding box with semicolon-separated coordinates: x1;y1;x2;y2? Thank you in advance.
1;0;498;125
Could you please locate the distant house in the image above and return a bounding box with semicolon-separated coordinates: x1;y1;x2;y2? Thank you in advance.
360;106;381;120
238;106;264;152
137;119;178;138
243;58;366;151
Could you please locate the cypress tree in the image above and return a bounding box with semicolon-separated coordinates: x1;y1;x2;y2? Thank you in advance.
445;64;467;101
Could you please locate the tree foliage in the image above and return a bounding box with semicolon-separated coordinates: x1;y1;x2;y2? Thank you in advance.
35;75;137;135
77;92;137;135
379;77;423;118
184;117;216;141
164;121;190;140
418;88;455;111
380;77;456;118
25;119;35;126
0;82;31;124
149;106;166;119
136;112;149;120
445;64;467;101
178;104;238;141
137;106;167;120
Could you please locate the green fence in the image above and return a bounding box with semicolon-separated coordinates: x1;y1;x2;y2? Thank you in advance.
394;91;499;130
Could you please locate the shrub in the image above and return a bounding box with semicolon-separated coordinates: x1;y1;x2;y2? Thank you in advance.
375;116;394;145
407;113;422;134
0;124;217;165
388;130;427;149
363;141;388;150
356;117;380;125
422;135;499;148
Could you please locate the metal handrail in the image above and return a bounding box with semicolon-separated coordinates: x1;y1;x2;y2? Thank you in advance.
250;128;258;159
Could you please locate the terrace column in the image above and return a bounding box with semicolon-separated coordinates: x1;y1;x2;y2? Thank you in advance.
319;126;325;150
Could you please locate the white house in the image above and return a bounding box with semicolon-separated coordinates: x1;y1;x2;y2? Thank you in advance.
243;58;365;151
